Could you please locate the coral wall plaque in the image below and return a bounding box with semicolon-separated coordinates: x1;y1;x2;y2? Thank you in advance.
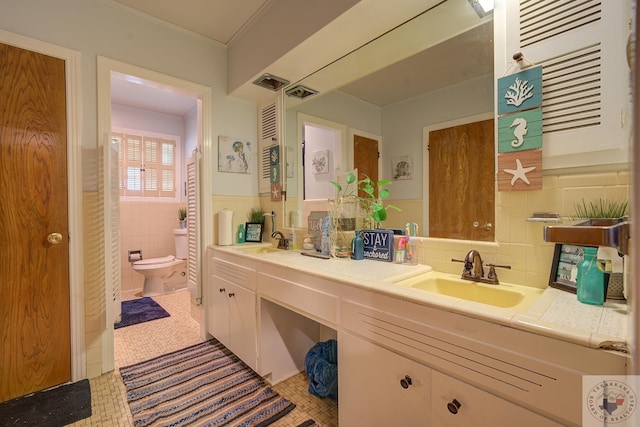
497;66;542;115
498;108;543;153
498;150;542;191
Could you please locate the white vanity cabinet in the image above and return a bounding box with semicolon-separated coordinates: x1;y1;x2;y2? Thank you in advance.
206;248;258;370
206;248;628;426
341;330;562;427
341;331;431;426
341;286;627;427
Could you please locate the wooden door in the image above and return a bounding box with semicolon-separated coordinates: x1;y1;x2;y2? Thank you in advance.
429;119;495;241
0;43;70;402
353;134;378;197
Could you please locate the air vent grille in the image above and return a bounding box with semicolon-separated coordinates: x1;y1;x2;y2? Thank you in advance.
539;44;602;133
259;103;278;192
260;103;277;141
519;0;602;48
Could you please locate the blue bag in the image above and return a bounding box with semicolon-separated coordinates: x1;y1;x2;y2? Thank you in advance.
304;339;338;400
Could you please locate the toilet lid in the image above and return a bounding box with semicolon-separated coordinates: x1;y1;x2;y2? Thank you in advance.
134;255;175;266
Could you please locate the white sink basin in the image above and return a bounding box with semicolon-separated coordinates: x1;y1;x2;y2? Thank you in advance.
394;271;543;312
238;246;282;254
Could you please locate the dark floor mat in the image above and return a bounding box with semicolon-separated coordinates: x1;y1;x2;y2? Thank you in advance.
114;296;170;329
0;379;91;426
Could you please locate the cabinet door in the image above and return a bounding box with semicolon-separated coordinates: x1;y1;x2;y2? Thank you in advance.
227;282;257;370
208;274;230;346
431;370;563;427
340;332;431;426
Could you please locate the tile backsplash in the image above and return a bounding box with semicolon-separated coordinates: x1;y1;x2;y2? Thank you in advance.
389;170;629;288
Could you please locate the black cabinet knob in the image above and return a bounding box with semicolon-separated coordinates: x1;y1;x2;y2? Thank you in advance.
219;288;225;293
447;399;461;414
228;292;235;297
400;375;412;389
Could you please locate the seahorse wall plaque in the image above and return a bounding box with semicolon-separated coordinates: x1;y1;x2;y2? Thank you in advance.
497;66;542;115
498;108;542;153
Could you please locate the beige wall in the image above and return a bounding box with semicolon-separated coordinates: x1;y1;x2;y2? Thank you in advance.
386;170;629;288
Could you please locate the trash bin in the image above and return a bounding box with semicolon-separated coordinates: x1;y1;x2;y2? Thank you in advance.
304;339;338;400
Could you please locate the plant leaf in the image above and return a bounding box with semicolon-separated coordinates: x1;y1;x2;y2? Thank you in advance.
329;181;342;192
379;188;390;200
345;172;356;184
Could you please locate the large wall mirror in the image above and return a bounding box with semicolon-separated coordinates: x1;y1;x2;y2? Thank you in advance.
282;0;495;241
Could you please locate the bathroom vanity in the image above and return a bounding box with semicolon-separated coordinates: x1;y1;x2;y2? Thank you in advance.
206;245;629;427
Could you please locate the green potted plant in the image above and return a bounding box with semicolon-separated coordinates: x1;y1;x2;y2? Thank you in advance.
329;172;400;257
177;206;187;229
330;171;400;230
247;207;265;224
571;198;628;225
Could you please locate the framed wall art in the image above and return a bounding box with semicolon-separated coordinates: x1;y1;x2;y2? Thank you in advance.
311;149;329;174
218;135;253;174
548;243;597;293
392;156;413;180
245;222;263;242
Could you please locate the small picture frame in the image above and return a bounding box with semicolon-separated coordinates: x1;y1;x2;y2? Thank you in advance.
245;222;263;242
548;243;596;293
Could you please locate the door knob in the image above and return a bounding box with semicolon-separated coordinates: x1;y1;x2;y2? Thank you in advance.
47;233;63;245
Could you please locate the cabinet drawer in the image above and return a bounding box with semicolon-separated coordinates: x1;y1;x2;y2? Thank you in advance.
210;257;257;291
431;370;562;426
258;272;338;325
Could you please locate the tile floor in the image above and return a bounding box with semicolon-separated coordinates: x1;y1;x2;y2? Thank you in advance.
70;289;338;426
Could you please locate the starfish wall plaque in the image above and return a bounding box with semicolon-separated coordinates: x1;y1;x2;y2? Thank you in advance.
498;150;542;191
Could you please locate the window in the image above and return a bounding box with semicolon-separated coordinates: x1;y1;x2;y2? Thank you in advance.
113;130;180;199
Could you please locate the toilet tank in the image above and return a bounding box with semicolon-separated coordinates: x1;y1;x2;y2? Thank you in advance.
174;228;188;259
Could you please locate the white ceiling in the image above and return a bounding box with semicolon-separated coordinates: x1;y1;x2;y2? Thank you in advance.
109;0;493;115
110;0;272;116
112;0;270;45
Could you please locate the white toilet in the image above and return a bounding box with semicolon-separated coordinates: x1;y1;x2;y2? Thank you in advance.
133;229;188;296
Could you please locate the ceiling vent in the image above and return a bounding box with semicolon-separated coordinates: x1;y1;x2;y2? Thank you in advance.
252;73;290;91
285;85;318;100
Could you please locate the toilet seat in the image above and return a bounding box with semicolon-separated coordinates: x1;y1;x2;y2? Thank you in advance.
134;255;176;266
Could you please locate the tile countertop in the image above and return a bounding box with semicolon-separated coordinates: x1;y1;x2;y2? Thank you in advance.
212;244;630;353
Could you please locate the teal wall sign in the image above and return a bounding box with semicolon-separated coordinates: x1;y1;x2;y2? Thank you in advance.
497;65;542;115
269;145;280;183
498;108;543;153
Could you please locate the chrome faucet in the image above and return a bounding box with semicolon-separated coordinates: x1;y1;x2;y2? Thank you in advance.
271;231;289;250
464;249;484;279
452;250;511;284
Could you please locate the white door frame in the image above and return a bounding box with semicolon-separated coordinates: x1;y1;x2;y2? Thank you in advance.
0;30;85;381
96;57;212;372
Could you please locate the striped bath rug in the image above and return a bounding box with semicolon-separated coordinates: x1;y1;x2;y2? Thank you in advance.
120;338;295;427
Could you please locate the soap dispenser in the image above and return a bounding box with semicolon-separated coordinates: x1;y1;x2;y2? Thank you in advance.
352;231;364;260
237;224;246;244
